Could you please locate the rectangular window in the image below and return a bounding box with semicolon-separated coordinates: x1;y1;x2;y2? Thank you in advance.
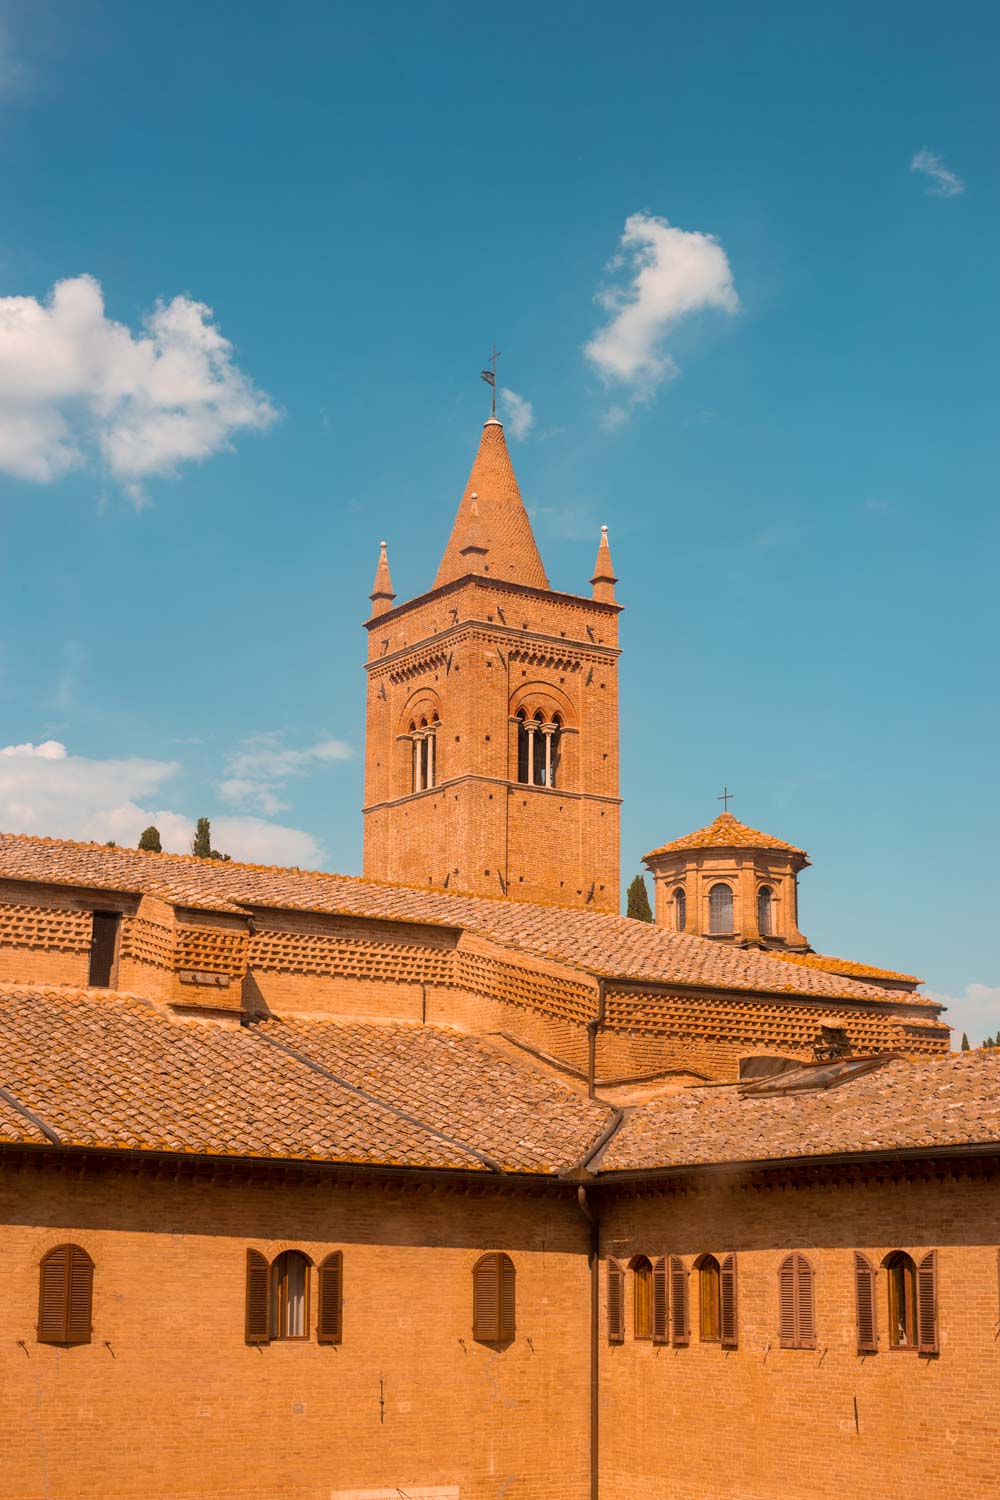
88;911;120;987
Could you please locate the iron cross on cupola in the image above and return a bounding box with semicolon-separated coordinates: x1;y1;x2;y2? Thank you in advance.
717;786;734;812
480;344;501;418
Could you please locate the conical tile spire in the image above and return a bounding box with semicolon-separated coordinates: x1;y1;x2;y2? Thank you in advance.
590;525;618;604
433;418;549;590
369;540;396;617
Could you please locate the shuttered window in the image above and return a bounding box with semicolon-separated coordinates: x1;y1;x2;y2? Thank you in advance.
697;1255;721;1341
670;1256;689;1347
778;1253;816;1349
607;1259;625;1343
652;1257;669;1344
271;1250;310;1339
720;1253;738;1348
317;1252;343;1344
37;1244;94;1345
473;1252;515;1343
631;1257;652;1339
885;1251;917;1348
245;1249;270;1344
854;1253;877;1353
916;1250;939;1355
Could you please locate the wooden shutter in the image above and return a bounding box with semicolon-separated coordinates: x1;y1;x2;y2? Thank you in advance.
607;1259;625;1343
796;1255;816;1349
317;1252;343;1344
670;1256;689;1347
854;1253;877;1353
720;1253;738;1348
473;1253;501;1342
499;1254;516;1342
65;1246;94;1343
778;1255;796;1348
652;1257;669;1344
916;1250;939;1355
245;1249;270;1344
38;1244;92;1345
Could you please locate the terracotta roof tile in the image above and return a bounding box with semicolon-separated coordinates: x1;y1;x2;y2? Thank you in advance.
599;1050;1000;1172
0;984;607;1174
644;811;807;859
770;951;922;985
0;831;936;1008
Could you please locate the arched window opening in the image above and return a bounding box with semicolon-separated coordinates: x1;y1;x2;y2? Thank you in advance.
632;1257;652;1339
516;709;530;784
271;1250;310;1340
697;1255;721;1342
709;883;734;935
674;887;686;931
885;1252;917;1348
778;1253;815;1349
410;714;439;793
472;1252;515;1343
37;1243;94;1345
757;885;773;937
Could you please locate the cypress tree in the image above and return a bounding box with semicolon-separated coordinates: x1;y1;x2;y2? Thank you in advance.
192;818;213;859
626;874;653;923
960;1032;970;1051
138;826;162;853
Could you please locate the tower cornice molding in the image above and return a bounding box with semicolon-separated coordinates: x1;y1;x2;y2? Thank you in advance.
365;571;622;632
366;620;621;676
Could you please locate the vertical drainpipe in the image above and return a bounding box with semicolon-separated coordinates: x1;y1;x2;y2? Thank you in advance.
576;1186;600;1500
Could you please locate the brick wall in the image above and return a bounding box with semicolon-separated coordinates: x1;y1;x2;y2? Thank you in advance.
596;1170;1000;1499
0;1162;592;1500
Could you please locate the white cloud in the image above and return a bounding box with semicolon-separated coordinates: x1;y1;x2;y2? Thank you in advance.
911;149;965;199
928;983;1000;1048
0;274;277;503
585;212;738;419
0;738;325;867
499;387;534;440
218;733;353;815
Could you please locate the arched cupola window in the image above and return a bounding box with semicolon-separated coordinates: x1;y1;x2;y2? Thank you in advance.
709;883;734;935
757;885;773;937
673;887;686;931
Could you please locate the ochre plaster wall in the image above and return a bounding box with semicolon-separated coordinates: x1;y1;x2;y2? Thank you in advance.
0;1166;591;1500
597;1173;1000;1500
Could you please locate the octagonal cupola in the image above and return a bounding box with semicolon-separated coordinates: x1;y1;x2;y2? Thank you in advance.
642;811;811;950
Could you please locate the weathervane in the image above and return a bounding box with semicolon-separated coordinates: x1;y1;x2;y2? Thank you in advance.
717;786;734;812
480;344;501;418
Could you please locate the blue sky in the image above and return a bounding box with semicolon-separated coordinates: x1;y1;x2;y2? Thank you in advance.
0;1;997;1040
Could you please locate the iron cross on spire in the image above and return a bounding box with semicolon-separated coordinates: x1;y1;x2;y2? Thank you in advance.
480;345;501;418
717;786;734;812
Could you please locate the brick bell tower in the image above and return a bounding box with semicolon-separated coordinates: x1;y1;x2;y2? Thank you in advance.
362;413;622;911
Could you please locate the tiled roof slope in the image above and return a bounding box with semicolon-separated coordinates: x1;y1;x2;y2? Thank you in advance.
433;418;550;591
770;951;922;985
259;1017;608;1174
0;832;938;1008
644;812;807;859
0;985;608;1175
599;1051;1000;1173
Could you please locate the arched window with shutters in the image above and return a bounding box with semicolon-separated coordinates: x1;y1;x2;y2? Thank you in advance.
673;887;686;931
883;1250;937;1351
632;1257;652;1340
472;1251;515;1344
778;1252;816;1349
708;883;734;935
757;885;773;937
271;1250;311;1340
696;1255;721;1341
37;1243;93;1345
